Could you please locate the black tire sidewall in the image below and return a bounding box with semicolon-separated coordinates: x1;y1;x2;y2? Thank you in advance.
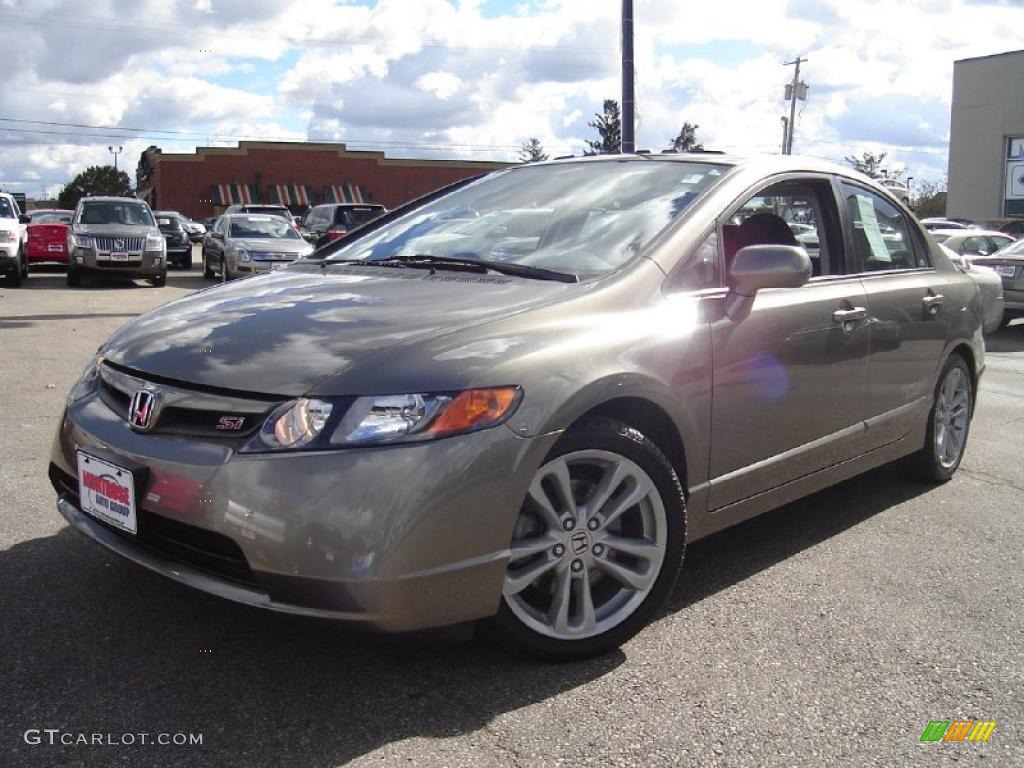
487;417;686;660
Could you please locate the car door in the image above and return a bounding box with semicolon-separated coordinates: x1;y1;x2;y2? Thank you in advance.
707;175;870;510
207;217;226;268
839;181;953;448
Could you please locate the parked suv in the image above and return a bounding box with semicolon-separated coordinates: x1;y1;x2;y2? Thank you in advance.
302;203;387;247
67;197;167;287
0;191;29;286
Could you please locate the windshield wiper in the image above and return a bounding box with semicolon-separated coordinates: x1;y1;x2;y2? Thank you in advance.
364;254;579;283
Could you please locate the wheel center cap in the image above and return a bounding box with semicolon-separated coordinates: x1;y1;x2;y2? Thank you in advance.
569;530;591;556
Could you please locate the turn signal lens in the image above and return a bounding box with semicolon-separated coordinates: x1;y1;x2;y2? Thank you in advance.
427;387;521;436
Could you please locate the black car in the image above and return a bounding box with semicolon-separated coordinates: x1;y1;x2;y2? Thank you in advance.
302;203;388;247
155;212;192;269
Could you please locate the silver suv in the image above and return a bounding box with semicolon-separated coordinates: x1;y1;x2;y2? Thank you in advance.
68;197;167;287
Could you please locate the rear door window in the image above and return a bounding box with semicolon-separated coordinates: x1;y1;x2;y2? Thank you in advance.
840;183;929;271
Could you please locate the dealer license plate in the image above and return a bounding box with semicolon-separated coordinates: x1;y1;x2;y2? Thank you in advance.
48;244;63;252
77;452;138;534
111;252;130;261
995;265;1016;278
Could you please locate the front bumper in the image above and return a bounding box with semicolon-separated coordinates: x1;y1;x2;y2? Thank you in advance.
0;247;16;273
70;247;165;276
50;390;555;630
236;260;297;274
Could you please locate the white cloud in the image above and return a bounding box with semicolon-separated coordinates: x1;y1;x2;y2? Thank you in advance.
2;0;1023;193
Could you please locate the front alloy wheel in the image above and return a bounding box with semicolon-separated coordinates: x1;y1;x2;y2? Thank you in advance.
489;418;685;659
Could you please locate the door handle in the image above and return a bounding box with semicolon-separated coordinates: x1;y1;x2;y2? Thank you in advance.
832;307;867;323
922;293;944;315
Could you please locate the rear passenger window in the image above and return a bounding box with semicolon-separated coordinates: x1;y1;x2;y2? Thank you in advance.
841;183;929;271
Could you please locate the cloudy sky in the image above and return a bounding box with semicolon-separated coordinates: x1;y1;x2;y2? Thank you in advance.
0;0;1021;198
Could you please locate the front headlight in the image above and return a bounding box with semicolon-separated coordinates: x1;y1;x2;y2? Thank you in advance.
72;234;93;249
233;247;250;262
0;230;15;243
241;387;521;453
67;354;103;404
145;232;164;250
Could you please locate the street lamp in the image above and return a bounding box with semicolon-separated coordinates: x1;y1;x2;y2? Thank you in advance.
108;145;123;171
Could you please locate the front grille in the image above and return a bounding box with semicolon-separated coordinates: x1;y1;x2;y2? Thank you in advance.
50;463;259;588
252;252;296;261
93;235;145;253
98;363;274;439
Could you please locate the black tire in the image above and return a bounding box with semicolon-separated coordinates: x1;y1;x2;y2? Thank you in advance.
20;250;29;279
904;354;973;483
202;250;215;280
7;258;22;287
485;417;686;660
66;268;81;287
149;271;167;288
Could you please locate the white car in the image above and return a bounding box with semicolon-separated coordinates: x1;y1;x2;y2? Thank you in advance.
0;191;29;286
930;229;1016;258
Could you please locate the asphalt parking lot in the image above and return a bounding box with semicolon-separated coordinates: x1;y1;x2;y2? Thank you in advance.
1;249;1022;767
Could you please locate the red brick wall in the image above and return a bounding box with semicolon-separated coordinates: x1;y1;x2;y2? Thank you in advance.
142;143;509;220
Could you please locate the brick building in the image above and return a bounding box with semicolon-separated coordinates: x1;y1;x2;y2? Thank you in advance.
135;141;510;220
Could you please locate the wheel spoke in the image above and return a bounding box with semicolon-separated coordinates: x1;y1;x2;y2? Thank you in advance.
600;475;655;529
575;567;597;634
593;553;654;591
547;459;577;521
509;535;559;562
503;555;558;596
526;477;564;531
598;534;661;562
548;566;572;633
582;460;630;519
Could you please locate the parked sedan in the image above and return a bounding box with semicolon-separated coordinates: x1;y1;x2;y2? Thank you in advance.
930;229;1016;258
25;208;72;267
973;237;1024;328
49;155;982;660
940;244;1004;333
201;213;313;281
155;212;193;269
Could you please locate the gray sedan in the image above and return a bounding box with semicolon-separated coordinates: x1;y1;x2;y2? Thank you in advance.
50;155;983;659
202;213;313;281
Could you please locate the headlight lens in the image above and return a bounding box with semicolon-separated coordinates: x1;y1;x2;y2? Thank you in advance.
145;232;164;250
242;387;521;453
0;230;15;243
234;247;250;262
67;354;103;404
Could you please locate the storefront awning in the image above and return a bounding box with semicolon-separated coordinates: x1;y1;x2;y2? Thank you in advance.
211;183;260;206
267;184;313;207
323;183;370;204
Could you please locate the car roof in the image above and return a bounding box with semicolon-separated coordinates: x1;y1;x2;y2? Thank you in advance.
79;196;147;204
934;228;1014;239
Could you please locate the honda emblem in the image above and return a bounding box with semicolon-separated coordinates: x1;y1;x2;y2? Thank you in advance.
128;389;161;432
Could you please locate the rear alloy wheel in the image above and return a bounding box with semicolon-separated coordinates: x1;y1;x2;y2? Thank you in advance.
488;418;685;660
907;354;973;483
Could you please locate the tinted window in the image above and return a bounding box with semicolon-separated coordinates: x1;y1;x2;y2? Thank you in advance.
157;217;182;231
841;183;928;271
326;161;727;277
960;235;989;255
337;207;386;228
0;197;14;218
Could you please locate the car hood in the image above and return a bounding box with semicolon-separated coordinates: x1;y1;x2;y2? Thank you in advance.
100;265;574;396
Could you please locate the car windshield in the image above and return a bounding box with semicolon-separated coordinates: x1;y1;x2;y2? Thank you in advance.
998;237;1024;255
78;202;155;226
229;216;301;239
30;211;72;224
325;160;727;276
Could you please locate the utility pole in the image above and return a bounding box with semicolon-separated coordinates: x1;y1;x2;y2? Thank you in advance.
621;0;635;154
108;145;123;171
783;56;808;154
780;117;789;154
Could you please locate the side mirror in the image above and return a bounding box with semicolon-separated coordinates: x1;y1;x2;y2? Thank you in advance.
18;214;31;224
726;244;812;321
